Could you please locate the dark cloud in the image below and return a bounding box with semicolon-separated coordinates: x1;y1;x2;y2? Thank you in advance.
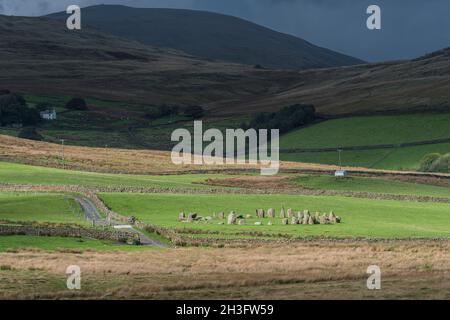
1;0;449;62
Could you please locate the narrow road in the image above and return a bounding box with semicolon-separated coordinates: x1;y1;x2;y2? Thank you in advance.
75;197;105;225
74;196;170;248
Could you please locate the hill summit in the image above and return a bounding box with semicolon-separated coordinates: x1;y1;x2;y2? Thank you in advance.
47;5;364;70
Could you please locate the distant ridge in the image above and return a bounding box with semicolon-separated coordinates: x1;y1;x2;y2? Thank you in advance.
47;5;364;70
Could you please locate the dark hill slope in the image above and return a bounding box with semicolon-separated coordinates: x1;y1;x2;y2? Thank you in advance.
0;15;296;106
1;15;449;117
219;48;450;116
47;5;364;70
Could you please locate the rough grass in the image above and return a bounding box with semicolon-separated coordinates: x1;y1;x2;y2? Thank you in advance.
0;135;324;175
0;241;449;299
99;193;450;239
0;192;85;224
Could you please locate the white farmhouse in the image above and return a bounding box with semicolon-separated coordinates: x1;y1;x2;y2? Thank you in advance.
40;109;57;120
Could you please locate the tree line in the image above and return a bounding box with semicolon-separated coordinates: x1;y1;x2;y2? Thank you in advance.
245;104;316;134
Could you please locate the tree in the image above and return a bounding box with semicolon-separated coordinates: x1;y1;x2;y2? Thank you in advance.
0;94;40;126
420;153;450;173
247;103;315;133
18;127;43;141
419;153;441;172
66;98;88;110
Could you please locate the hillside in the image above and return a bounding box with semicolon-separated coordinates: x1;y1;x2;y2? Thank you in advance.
1;14;450;117
0;15;287;107
46;5;363;70
215;48;450;116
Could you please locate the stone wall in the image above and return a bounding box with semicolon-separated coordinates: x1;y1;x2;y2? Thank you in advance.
0;223;139;243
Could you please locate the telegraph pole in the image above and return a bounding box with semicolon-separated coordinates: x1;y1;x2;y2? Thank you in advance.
337;148;343;170
60;139;65;169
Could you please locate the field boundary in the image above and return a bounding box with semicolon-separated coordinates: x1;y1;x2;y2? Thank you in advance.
1;182;450;203
280;137;450;153
0;222;139;243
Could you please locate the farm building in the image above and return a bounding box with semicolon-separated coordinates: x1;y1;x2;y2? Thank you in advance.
39;109;57;120
334;170;347;178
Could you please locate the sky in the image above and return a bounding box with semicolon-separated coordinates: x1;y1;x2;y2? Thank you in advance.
1;0;450;62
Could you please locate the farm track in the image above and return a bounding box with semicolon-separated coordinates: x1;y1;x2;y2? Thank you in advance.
74;196;105;224
73;195;170;248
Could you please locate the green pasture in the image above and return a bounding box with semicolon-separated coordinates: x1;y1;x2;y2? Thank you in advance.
100;193;450;239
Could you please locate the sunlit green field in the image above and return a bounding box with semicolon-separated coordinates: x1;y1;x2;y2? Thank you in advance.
0;192;85;224
0;162;233;189
280;114;450;170
280;114;450;148
294;175;450;198
100;193;450;239
0;235;155;252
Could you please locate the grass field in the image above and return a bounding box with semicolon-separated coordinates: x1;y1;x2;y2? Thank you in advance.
279;114;450;170
100;193;450;239
0;193;85;224
0;235;154;252
281;143;450;170
280;114;450;148
0;162;233;189
294;175;450;198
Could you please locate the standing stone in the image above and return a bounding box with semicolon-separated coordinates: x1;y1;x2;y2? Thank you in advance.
329;211;336;222
257;209;265;219
287;208;294;219
315;212;320;220
280;207;286;219
319;215;328;225
178;212;186;221
302;212;310;225
291;217;299;225
217;212;225;219
281;218;289;225
268;208;275;218
238;219;246;225
227;212;237;225
297;212;303;224
308;216;315;225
